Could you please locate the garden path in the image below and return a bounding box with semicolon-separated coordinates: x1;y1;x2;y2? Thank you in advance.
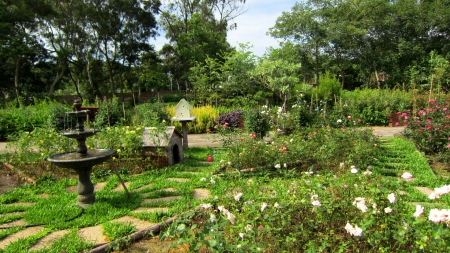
0;174;211;251
0;126;416;252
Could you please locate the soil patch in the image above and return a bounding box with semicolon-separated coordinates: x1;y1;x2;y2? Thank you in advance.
0;169;25;195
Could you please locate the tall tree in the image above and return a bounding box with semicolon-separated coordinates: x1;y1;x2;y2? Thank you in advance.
0;0;52;106
158;0;246;91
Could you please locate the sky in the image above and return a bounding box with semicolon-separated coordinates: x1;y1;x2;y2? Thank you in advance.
152;0;300;57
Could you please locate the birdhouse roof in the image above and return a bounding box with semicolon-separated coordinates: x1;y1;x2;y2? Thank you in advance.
175;99;193;110
141;126;182;147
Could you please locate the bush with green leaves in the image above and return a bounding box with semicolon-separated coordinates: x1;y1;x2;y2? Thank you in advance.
0;98;71;141
243;109;270;138
132;102;170;127
94;96;124;127
306;71;342;105
218;127;380;172
403;98;450;158
327;89;413;126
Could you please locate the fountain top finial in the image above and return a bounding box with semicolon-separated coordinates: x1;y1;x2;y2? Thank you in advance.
72;99;82;112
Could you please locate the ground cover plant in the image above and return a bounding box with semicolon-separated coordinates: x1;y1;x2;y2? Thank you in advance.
2;124;450;252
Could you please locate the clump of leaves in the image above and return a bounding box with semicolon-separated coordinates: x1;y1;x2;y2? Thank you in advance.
217;110;243;128
102;221;137;241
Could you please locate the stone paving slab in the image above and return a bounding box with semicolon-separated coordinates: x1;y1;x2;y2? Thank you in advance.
415;186;434;196
113;182;131;191
166;178;190;182
111;216;156;231
78;224;108;245
131;207;169;213
0;219;27;229
193;189;211;200
29;229;70;251
141;196;182;204
4;202;34;207
0;226;45;249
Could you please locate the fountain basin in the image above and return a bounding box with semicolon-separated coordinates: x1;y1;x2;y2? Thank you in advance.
61;129;100;139
47;149;114;169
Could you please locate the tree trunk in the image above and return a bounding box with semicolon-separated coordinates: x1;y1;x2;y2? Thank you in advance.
48;63;66;94
14;56;22;107
375;69;381;89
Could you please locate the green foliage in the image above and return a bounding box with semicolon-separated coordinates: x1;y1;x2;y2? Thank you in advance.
327;89;413;126
132;102;170;127
94;96;124;127
244;109;270;138
0;99;71;141
403;98;450;156
166;105;219;134
307;71;341;103
102;221;137;241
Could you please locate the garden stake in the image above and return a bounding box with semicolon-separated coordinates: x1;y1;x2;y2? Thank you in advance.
110;161;130;198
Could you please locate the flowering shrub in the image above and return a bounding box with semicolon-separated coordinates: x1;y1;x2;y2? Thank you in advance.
219;127;380;172
164;172;450;252
403;99;450;156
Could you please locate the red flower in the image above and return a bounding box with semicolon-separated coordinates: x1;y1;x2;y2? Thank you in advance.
207;156;213;162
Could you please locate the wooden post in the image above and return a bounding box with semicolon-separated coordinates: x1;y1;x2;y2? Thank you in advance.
181;121;189;149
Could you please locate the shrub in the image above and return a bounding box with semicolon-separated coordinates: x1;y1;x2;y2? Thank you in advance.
244;109;270;138
217;110;243;128
166;105;219;134
403;98;450;155
94;96;124;127
132;102;170;127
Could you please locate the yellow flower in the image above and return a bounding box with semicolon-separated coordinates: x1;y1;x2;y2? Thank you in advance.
126;126;129;129
117;149;121;153
107;127;111;130
40;140;43;144
113;157;116;160
162;120;166;123
87;145;91;149
25;132;29;134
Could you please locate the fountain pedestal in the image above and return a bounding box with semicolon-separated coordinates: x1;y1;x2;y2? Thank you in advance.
47;99;114;206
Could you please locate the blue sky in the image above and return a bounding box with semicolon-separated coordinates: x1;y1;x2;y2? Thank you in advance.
152;0;300;56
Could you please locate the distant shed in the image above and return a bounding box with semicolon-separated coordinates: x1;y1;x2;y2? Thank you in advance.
141;126;183;166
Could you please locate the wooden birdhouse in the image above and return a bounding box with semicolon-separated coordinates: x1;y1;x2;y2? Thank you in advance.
172;99;196;121
141;126;184;166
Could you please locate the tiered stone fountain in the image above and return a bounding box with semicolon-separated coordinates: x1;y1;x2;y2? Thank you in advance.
47;99;114;206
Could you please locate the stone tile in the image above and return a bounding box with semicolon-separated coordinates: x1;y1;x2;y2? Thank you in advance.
66;185;77;193
167;178;189;183
4;202;34;208
415;186;434;196
161;188;177;192
78;225;108;245
0;219;27;229
29;229;70;251
133;183;153;192
111;216;156;231
0;226;45;249
94;182;107;191
193;189;211;200
141;196;182;204
132;207;169;213
113;182;131;192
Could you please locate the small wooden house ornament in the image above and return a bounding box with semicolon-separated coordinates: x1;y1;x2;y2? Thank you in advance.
173;99;196;121
171;99;196;149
